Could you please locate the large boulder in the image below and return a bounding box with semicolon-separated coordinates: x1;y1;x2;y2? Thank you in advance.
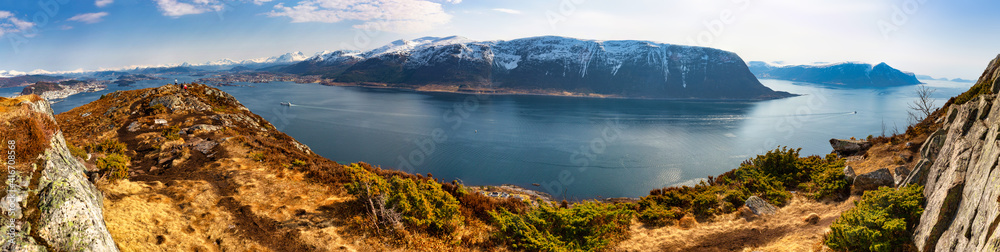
745;196;778;215
852;168;894;193
829;138;872;156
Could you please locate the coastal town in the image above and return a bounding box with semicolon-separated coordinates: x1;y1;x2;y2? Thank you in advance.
197;72;320;85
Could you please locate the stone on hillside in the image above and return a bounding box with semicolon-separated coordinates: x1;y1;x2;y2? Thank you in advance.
892;165;910;186
829;138;872;156
187;137;218;154
149;95;185;111
844;165;856;181
183;96;211;111
803;213;820;225
745;196;778;215
852;168;894;193
186;124;222;134
127;121;141;132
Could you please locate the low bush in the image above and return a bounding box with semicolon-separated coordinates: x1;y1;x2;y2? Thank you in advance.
87;138;126;155
489;201;633;251
96;153;129;182
637;147;849;226
344;163;464;236
162;125;181;140
825;185;925;252
66;142;87;160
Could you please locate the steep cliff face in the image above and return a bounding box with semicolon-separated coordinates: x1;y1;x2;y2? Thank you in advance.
0;95;119;251
905;55;1000;251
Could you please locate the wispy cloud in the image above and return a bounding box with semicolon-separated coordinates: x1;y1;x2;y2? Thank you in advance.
154;0;224;17
250;0;272;5
95;0;113;7
492;8;521;14
267;0;458;33
0;11;35;38
68;12;109;24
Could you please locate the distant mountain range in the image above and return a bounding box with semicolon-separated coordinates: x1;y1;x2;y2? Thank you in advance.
915;74;974;83
748;61;922;87
273;36;792;99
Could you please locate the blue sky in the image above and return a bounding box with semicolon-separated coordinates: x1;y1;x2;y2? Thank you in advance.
0;0;998;80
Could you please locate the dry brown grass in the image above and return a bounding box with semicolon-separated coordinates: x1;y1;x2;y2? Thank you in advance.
616;194;858;252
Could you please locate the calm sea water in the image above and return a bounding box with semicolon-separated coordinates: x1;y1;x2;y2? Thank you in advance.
40;77;970;199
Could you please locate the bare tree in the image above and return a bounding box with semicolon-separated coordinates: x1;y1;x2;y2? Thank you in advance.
908;85;938;124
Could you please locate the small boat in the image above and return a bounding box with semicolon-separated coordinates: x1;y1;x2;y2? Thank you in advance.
280;102;293;106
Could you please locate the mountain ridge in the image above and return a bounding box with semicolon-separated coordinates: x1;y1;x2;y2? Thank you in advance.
279;36;793;99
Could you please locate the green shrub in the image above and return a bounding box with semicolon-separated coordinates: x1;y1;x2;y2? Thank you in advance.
825;185;925;252
344;163;464;236
249;152;266;162
951;79;991;105
637;203;681;226
97;153;130;182
804;154;850;199
66;142;87;160
162;125;181;140
291;159;307;167
87;138;126;155
150;103;167;114
489;201;633;251
636;147;847;226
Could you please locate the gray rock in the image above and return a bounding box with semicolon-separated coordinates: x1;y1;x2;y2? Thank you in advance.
843;165;856;181
186;124;222;134
187;138;218;155
744;196;777;215
127;121;141;132
852;168;894;193
149;94;185;111
892;165;910;187
829;138;872;156
0;97;119;251
183;96;211;111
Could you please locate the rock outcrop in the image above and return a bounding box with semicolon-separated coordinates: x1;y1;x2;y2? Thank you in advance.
0;95;119;251
829;138;872;156
908;54;1000;251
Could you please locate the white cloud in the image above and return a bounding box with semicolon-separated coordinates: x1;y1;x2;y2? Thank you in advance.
251;0;272;5
96;0;113;7
0;11;35;38
153;0;224;17
268;0;457;33
492;8;521;15
68;12;109;24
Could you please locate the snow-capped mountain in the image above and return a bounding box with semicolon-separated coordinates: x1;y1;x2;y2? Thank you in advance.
282;36;791;99
197;51;309;69
748;61;922;87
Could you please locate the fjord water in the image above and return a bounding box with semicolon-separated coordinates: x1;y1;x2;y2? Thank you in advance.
48;78;969;199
